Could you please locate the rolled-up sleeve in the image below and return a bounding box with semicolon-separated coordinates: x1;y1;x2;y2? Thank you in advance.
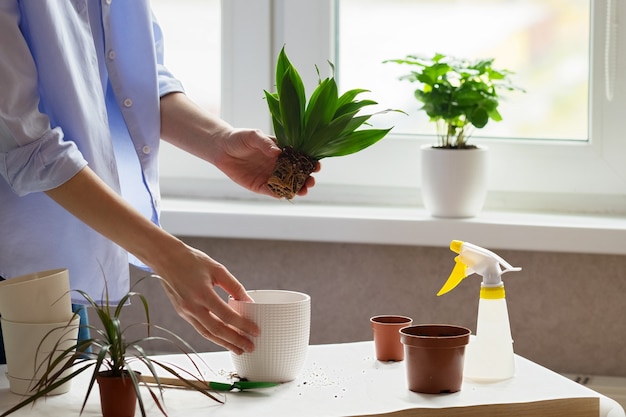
0;1;87;196
151;11;185;98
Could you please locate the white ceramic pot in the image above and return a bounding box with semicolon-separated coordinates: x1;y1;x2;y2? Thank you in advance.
421;145;488;218
0;268;73;323
229;290;310;382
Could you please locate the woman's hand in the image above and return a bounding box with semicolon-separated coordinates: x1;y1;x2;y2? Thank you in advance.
160;92;319;198
45;167;259;354
212;128;319;197
152;241;260;355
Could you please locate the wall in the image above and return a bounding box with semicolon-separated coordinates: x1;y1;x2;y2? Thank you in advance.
117;236;626;377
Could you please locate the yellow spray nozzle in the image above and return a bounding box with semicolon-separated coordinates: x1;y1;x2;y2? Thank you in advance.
450;240;463;254
437;256;468;296
438;240;521;297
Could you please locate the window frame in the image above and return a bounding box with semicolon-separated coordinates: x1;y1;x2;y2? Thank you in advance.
159;0;626;215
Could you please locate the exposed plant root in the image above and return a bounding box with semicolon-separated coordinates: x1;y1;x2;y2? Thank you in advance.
267;146;318;199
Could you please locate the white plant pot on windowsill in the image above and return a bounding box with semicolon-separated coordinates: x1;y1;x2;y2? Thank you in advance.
420;145;488;218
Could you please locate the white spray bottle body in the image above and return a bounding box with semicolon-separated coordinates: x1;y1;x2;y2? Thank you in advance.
464;284;516;381
437;241;521;382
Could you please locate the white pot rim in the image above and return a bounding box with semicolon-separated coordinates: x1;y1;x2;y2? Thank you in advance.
421;144;488;151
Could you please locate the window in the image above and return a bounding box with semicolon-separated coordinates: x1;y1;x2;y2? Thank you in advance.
151;0;220;114
157;0;626;214
337;0;590;142
154;0;274;188
152;0;224;184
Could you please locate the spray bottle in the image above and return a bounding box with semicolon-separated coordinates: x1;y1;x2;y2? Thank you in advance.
437;240;521;382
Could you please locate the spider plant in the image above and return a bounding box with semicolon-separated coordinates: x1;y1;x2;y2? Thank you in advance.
265;46;402;199
0;276;222;417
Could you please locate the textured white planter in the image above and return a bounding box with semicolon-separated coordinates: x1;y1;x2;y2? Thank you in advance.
229;290;310;382
421;145;488;218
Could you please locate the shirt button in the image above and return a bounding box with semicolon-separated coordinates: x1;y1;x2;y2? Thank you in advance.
123;98;133;108
105;0;111;4
107;50;116;60
142;146;151;154
74;0;86;13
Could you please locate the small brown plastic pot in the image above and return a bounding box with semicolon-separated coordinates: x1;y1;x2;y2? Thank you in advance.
97;371;138;417
370;315;413;361
400;324;471;394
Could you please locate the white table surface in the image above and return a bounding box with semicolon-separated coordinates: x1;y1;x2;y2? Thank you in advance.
0;341;624;416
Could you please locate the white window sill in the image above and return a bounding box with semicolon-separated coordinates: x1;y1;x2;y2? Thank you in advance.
160;197;626;255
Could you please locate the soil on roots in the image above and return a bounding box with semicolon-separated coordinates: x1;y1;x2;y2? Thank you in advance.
267;146;318;199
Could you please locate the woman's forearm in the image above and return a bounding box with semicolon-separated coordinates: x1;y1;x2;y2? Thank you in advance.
44;166;183;272
44;165;258;353
159;92;232;164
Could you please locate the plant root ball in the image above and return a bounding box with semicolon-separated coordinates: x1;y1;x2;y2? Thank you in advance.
267;146;318;199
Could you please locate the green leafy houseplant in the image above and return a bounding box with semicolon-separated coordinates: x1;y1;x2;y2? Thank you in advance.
0;276;222;417
384;53;521;149
265;47;401;199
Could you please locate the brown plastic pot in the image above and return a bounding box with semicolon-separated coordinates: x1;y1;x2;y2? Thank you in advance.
97;371;138;417
370;315;413;361
400;324;471;394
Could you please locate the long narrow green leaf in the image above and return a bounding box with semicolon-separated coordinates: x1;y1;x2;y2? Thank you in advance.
264;90;281;120
80;345;111;415
304;77;338;140
0;361;96;417
334;99;378;118
337;115;372;137
271;116;288;148
264;91;288;147
336;88;370;110
301;110;360;156
278;67;305;148
315;128;392;158
275;47;292;95
274;48;307;147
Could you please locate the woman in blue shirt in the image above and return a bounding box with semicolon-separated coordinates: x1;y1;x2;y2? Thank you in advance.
0;1;316;355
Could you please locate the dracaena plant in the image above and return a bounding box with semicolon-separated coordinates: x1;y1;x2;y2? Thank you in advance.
265;47;401;199
384;53;522;149
0;276;222;417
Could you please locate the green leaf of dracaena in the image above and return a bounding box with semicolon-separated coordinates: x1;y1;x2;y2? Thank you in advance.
300;110;360;157
335;89;370;116
277;66;305;148
303;113;372;157
334;99;379;119
304;77;339;142
264;90;288;147
314;128;392;158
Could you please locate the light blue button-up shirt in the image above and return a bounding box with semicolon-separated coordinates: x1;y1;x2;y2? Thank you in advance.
0;0;184;303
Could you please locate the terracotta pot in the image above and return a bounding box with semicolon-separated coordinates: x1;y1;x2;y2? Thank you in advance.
400;324;471;394
370;315;413;361
97;371;138;417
